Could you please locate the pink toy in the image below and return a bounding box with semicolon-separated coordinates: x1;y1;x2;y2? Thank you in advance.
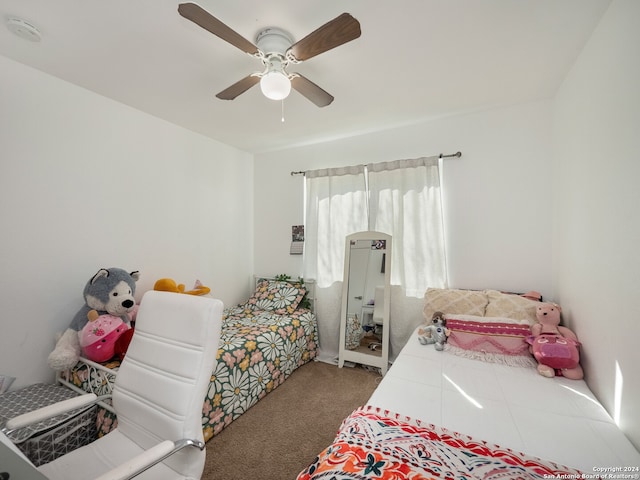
527;303;583;379
79;311;130;363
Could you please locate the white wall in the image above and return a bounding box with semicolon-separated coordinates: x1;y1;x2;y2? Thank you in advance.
0;56;254;390
553;0;640;450
254;100;554;297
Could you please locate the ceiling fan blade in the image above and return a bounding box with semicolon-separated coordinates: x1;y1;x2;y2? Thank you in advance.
216;75;261;100
178;3;259;55
288;13;361;62
291;75;334;107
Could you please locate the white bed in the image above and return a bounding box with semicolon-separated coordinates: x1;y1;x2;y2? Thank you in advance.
297;288;640;479
367;325;640;473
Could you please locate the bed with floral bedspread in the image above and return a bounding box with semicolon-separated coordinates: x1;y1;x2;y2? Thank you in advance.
58;278;319;442
297;406;588;480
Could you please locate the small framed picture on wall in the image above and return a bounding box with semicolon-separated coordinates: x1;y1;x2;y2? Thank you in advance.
290;225;304;254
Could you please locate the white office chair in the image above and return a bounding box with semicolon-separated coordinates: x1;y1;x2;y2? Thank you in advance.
5;290;223;480
372;285;385;327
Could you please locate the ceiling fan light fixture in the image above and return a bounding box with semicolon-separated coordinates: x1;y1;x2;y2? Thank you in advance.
260;70;291;100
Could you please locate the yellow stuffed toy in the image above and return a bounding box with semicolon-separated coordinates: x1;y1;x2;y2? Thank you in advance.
153;278;211;296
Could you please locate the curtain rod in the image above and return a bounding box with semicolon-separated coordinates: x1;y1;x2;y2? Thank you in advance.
290;151;462;176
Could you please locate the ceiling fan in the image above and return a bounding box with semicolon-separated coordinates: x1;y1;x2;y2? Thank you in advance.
178;3;361;107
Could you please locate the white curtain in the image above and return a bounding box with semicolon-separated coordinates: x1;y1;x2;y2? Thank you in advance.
303;166;367;363
368;157;448;297
303;165;368;288
303;157;448;363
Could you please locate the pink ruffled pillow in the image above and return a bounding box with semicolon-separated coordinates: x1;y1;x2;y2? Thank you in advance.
444;314;536;367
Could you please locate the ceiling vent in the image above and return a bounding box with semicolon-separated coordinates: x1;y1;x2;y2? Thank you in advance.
6;17;42;42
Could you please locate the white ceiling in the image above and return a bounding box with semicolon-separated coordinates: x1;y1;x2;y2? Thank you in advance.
0;0;611;154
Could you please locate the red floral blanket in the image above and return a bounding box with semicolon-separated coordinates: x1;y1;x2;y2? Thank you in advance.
297;406;589;480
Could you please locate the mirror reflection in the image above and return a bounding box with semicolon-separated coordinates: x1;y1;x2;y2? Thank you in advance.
344;238;387;356
339;231;391;374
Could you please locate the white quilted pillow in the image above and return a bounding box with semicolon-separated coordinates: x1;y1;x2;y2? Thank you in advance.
423;288;488;321
484;289;538;325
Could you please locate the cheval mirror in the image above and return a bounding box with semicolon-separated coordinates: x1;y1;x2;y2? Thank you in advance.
338;231;391;375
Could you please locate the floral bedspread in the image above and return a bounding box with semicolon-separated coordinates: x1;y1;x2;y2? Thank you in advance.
64;305;318;441
202;305;317;441
297;406;588;480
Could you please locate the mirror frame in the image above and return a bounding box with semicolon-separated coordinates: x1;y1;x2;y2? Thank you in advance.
338;231;391;375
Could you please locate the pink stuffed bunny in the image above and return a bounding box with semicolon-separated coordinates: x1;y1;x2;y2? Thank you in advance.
527;303;583;380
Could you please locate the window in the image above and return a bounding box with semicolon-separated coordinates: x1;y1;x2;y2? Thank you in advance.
304;157;447;296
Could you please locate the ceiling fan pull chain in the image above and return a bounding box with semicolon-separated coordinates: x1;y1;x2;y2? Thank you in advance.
281;99;285;123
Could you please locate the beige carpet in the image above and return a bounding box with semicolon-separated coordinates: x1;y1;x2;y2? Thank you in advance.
202;360;382;480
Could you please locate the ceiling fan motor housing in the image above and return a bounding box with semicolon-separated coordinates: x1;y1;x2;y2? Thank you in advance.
255;27;293;57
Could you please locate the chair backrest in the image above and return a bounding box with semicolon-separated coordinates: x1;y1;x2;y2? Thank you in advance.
372;285;385;324
112;290;223;478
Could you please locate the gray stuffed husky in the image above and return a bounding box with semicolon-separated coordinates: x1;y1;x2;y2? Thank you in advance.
48;268;139;371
